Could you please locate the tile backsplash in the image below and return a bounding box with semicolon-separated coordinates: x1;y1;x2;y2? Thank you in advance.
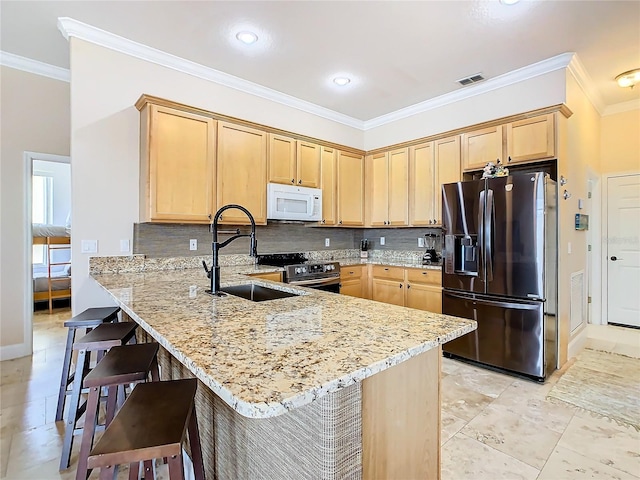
134;222;442;258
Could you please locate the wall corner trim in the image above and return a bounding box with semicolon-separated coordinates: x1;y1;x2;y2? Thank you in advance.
567;53;605;115
603;99;640;116
0;51;70;83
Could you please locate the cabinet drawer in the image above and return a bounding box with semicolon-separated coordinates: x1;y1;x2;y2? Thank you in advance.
371;265;404;281
406;268;442;286
341;265;364;279
248;271;282;282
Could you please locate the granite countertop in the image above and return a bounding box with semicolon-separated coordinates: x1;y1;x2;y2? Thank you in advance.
335;257;442;270
91;257;472;419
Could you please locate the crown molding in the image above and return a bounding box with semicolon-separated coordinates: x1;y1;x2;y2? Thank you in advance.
57;17;364;130
603;99;640;116
364;53;574;130
0;51;70;82
566;53;605;115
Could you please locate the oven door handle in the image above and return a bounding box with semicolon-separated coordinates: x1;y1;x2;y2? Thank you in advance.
288;276;340;287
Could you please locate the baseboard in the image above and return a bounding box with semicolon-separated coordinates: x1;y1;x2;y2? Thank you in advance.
0;342;32;361
567;326;588;361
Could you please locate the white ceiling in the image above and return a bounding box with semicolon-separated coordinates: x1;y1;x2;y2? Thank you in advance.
1;1;639;120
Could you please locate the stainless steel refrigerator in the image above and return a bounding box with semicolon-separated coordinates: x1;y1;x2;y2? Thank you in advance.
441;172;557;381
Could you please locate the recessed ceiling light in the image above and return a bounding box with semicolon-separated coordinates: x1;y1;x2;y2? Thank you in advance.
333;77;351;86
615;68;640;88
236;31;258;45
499;0;520;4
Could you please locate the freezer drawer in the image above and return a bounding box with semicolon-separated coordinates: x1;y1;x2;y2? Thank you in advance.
442;291;546;379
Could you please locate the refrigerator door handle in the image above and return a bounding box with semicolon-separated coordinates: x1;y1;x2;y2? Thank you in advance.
478;190;485;281
485;189;494;282
445;291;541;310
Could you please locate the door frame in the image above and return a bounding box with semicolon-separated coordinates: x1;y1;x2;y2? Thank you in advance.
24;151;71;350
600;170;640;326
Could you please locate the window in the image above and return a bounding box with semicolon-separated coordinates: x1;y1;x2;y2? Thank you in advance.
32;174;53;265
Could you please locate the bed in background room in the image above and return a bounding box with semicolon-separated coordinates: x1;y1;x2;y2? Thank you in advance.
33;224;71;312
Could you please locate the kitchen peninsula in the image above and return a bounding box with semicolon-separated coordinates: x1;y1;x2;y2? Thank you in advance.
91;255;475;479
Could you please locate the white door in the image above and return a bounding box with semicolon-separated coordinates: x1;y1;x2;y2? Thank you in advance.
607;174;640;327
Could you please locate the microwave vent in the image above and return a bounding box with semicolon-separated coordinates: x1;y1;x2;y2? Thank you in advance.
457;73;485;86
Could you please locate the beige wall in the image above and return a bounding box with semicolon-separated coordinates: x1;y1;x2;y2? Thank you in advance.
600;109;640;174
0;66;70;357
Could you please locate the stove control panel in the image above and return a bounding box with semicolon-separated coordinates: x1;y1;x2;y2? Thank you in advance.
286;262;341;280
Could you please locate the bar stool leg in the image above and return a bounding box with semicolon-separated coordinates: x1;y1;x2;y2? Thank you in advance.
55;327;75;421
128;462;139;480
99;465;117;480
76;386;101;480
167;454;185;480
60;347;88;470
143;460;155;480
105;385;118;426
188;409;206;480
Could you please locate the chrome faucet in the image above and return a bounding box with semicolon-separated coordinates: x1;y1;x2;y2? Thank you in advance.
203;204;257;295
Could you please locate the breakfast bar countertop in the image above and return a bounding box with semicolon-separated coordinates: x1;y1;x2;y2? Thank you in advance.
91;263;474;419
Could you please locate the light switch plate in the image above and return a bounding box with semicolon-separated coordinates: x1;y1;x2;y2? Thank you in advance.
325;238;330;247
120;239;130;253
81;240;98;254
190;239;198;251
418;237;425;248
380;236;386;246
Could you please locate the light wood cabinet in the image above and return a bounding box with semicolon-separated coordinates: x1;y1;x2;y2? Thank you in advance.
371;266;405;306
340;265;367;298
462;125;503;171
337;151;365;226
505;114;555;164
320;146;337;225
367;149;409;227
434;136;461;225
139;104;216;223
248;271;283;282
463;113;556;171
268;134;320;187
217;122;268;225
405;268;442;314
409;142;436;226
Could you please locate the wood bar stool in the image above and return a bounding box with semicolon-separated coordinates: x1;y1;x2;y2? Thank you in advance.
75;342;160;480
87;378;205;480
56;306;121;422
60;321;138;471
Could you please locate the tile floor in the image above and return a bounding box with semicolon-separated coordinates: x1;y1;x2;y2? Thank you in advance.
1;308;639;479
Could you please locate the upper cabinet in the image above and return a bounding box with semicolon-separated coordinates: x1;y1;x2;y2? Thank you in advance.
409;142;435;226
505;114;555;164
337;151;365;226
462;113;556;171
217;122;268;225
139;104;216;223
367;148;409;226
434;136;461;225
320;146;337;226
268;134;320;187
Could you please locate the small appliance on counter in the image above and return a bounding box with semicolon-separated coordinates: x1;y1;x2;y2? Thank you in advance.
360;239;369;259
422;233;441;265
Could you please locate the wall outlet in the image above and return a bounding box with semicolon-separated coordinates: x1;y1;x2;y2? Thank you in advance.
380;236;386;246
81;240;98;254
418;237;425;248
190;239;198;251
567;242;572;254
325;238;330;247
120;239;130;253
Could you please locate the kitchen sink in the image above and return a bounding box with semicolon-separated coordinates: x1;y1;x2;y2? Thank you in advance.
220;284;300;302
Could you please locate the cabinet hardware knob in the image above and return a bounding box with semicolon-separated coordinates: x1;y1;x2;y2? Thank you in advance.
399;284;403;288
407;285;411;289
508;156;512;163
322;219;325;224
208;214;212;220
611;256;620;261
384;268;389;271
339;220;342;225
298;179;302;184
291;179;295;183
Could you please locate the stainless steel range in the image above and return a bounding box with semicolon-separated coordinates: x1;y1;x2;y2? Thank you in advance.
257;253;341;293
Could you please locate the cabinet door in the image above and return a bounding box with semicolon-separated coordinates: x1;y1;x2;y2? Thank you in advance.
340;278;364;298
406;283;442;313
409;142;435;226
371;278;405;306
297;141;321;188
388;148;409;226
268;134;296;185
462;125;503;171
506;114;555;164
320;147;337;225
434;136;461;225
337;151;365;226
217;122;267;224
368;152;389;226
145;105;216;223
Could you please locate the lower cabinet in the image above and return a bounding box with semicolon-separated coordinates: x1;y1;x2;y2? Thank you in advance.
248;271;283;282
371;266;405;306
340;265;367;298
369;265;442;313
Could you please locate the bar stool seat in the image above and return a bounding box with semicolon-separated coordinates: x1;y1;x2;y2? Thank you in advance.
87;378;205;480
76;343;160;480
60;321;138;471
56;306;121;422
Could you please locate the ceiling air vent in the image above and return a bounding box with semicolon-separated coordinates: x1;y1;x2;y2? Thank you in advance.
457;73;485;86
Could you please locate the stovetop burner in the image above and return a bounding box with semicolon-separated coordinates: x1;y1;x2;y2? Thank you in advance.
256;253;308;267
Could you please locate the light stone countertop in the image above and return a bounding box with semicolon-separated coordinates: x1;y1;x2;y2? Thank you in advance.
91;261;473;419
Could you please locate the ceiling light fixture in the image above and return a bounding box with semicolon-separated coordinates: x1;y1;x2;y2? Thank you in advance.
499;0;521;4
236;31;258;45
615;68;640;89
333;77;351;86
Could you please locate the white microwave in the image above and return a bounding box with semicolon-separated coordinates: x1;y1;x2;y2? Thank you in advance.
267;183;322;221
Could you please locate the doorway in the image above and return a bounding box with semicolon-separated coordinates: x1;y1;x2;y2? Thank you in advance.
604;173;640;328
